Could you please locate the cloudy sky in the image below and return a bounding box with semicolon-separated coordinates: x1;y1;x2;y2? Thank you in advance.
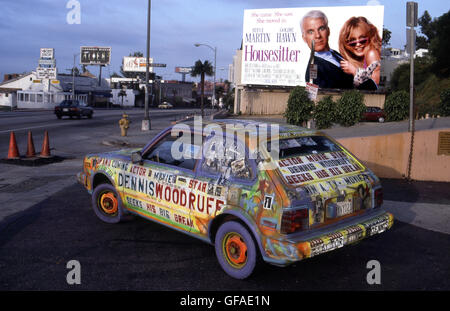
0;0;448;83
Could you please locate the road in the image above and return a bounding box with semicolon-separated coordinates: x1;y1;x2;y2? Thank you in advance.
0;109;449;293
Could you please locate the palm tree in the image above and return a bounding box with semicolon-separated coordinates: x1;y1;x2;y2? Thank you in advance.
191;60;214;117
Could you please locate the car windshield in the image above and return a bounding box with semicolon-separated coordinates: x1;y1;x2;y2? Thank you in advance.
275;136;342;158
59;100;74;107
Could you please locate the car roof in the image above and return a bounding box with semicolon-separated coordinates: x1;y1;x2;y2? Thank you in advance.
176;119;320;138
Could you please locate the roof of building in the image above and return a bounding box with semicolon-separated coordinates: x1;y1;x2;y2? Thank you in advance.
0;73;32;87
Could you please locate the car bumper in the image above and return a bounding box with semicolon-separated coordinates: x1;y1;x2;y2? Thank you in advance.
263;210;394;266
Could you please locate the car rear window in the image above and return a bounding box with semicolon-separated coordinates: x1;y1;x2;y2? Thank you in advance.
60;100;73;107
277;136;342;158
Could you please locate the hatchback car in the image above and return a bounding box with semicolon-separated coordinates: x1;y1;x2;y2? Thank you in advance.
361;106;385;123
158;102;173;109
55;100;93;119
77;119;393;279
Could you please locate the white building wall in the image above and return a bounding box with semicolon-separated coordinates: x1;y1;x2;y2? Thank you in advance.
0;92;14;107
111;89;136;107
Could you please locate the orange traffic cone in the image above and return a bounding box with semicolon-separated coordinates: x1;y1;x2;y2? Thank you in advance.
40;130;51;158
26;131;36;158
7;132;20;159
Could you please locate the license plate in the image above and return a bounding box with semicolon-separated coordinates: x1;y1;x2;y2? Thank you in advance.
337;199;353;217
63;108;68;112
370;220;388;235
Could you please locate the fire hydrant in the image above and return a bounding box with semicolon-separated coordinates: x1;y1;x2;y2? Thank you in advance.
119;113;130;137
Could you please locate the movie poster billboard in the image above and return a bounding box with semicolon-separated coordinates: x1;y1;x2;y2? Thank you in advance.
241;6;384;90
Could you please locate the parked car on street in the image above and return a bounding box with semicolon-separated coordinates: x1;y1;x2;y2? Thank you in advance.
54;100;93;119
77;119;393;279
158;102;173;109
361;106;385;123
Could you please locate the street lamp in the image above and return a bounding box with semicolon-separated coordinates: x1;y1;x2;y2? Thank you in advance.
142;0;151;131
194;43;217;110
72;52;80;101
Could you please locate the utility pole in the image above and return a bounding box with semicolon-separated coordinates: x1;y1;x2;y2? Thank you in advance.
407;1;418;132
142;0;151;131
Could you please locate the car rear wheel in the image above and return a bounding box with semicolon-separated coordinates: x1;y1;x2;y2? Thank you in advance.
92;183;125;224
378;117;385;123
56;114;62;119
215;221;259;279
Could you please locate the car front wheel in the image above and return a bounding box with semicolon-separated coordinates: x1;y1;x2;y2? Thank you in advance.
378;117;385;123
215;221;259;279
92;183;125;224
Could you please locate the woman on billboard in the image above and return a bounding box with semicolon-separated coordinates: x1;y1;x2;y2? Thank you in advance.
338;16;382;90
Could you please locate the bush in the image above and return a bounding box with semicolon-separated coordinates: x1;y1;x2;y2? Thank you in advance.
314;96;336;129
384;90;409;121
335;90;365;127
439;89;450;116
284;86;314;126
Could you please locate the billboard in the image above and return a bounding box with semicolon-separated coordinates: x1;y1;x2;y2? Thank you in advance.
40;48;54;59
36;67;57;80
80;46;111;65
122;57;154;73
241;6;384;90
175;67;193;74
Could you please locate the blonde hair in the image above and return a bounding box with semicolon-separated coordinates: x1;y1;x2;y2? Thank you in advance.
339;16;381;68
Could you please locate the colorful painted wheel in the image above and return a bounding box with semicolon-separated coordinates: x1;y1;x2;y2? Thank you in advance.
92;183;124;224
215;221;258;279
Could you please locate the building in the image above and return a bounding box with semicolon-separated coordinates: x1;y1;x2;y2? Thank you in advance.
0;71;111;109
379;48;429;89
107;77;195;107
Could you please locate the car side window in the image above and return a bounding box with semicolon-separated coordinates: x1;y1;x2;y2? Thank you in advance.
143;132;201;171
201;136;252;180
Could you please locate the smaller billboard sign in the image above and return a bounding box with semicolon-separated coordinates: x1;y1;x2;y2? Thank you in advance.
122;57;153;72
40;48;55;59
38;59;56;67
175;67;193;74
80;46;111;65
36;67;57;80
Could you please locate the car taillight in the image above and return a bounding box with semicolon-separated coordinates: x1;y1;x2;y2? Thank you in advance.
281;208;309;234
374;188;383;208
70;107;79;111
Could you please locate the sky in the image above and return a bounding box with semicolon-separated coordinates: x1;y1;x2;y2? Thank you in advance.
0;0;448;83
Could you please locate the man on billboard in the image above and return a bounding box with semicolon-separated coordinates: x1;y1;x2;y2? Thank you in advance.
301;10;354;89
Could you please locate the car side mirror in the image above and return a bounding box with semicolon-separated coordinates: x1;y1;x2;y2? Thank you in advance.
131;151;143;164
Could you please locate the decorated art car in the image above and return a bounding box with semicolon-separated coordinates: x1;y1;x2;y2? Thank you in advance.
77;119;393;279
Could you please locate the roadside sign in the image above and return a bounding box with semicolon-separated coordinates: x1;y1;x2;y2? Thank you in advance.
150;63;166;67
306;82;319;101
80;46;111;65
38;58;56;67
36;67;57;80
40;48;55;59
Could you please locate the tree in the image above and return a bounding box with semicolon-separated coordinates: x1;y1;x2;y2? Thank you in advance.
71;66;80;76
439;89;450;116
382;28;391;47
429;10;450;77
335;90;365;127
110;72;122;78
191;60;214;117
284;86;314;127
384;91;409;121
314;96;336;129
